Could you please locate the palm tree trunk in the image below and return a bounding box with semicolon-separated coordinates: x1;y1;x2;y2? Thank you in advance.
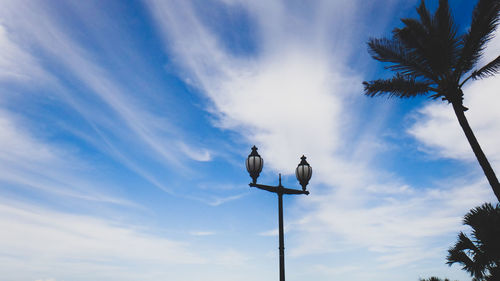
452;102;500;202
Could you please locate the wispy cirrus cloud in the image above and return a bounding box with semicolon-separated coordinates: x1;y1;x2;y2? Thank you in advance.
0;0;215;197
0;24;46;82
0;109;135;207
1;2;254;279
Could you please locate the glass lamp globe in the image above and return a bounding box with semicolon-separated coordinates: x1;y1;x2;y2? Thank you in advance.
295;155;312;191
246;146;263;184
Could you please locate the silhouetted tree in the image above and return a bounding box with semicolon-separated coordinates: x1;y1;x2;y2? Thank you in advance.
447;203;500;281
363;0;500;202
419;277;454;281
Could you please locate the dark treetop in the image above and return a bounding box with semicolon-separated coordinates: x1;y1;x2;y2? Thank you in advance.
363;0;500;202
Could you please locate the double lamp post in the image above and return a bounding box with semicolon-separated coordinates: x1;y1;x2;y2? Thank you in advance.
245;145;312;281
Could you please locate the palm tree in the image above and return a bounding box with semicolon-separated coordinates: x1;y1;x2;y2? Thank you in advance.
363;0;500;202
447;203;500;281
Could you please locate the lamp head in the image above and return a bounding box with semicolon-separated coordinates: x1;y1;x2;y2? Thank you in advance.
246;146;263;184
295;155;312;191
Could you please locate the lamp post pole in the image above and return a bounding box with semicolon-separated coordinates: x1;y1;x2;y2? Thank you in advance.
278;184;285;281
249;177;308;281
246;146;312;281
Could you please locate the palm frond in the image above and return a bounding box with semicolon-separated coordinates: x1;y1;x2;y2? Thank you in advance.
448;246;487;279
396;18;429;44
368;38;438;81
449;203;500;280
433;0;461;72
464;203;495;228
434;0;457;40
393;1;460;79
393;20;436;77
486;267;500;281
453;232;479;252
396;15;433;45
470;55;500;80
464;203;500;261
447;246;482;278
456;0;500;76
416;0;432;32
363;75;433;98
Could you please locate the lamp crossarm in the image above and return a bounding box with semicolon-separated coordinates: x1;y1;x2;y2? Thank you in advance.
282;187;309;195
249;183;309;195
249;183;277;193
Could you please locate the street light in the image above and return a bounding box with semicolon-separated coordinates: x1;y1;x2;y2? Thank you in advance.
245;145;312;281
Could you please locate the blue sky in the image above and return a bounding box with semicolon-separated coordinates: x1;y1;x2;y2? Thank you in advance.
1;0;500;280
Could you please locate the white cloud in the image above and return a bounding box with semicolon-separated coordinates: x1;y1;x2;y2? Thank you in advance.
147;2;498;279
146;0;364;182
258;228;279;237
211;249;250;266
408;103;469;160
178;142;212;162
291;179;493;257
312;264;360;276
0;110;56;163
0;198;260;281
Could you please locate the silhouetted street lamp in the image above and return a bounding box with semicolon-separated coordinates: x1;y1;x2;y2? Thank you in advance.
245;145;312;281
